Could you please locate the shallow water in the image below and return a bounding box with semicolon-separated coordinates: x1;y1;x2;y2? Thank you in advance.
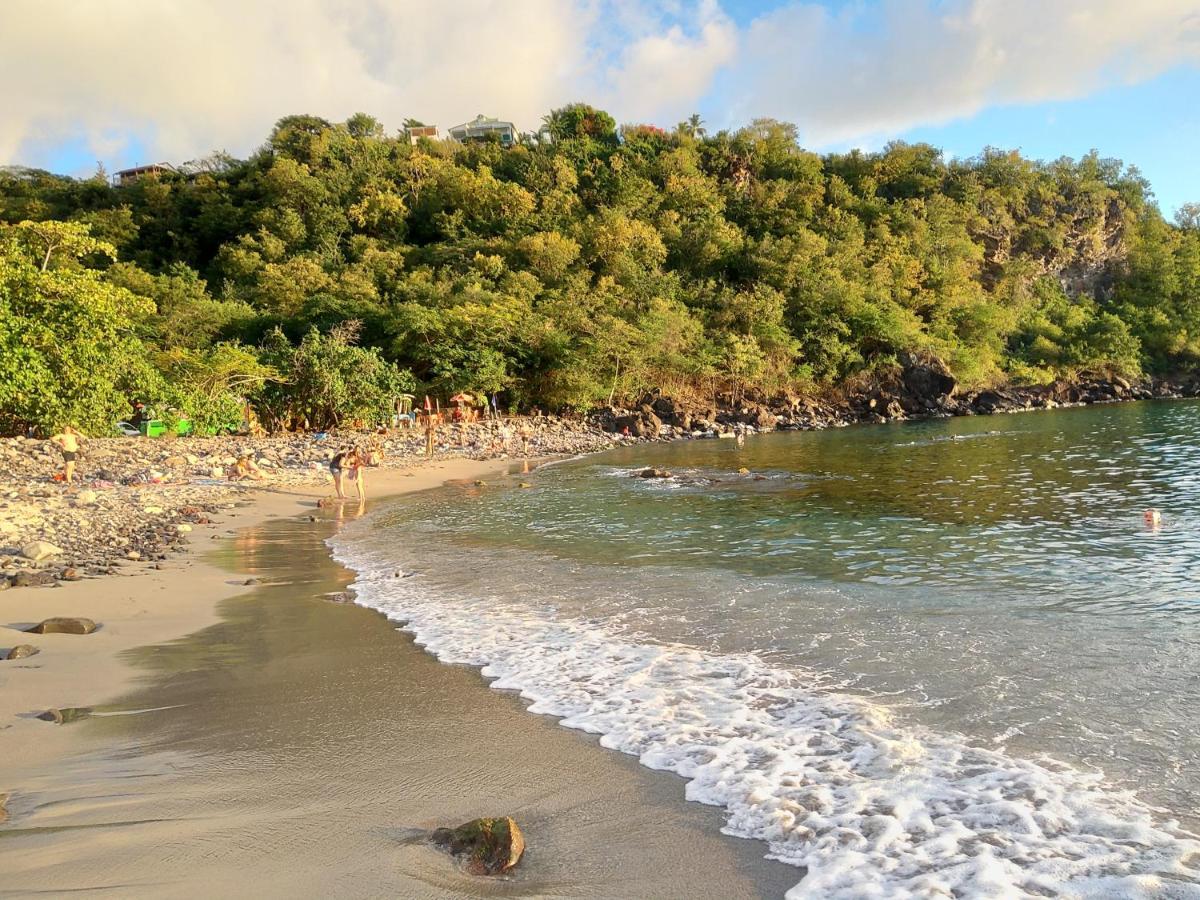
335;401;1200;898
0;516;793;898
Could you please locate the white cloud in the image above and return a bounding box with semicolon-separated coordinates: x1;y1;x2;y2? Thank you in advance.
1;0;1198;170
727;0;1200;146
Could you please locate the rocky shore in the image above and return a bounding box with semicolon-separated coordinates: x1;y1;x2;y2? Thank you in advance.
597;355;1200;439
5;363;1196;591
0;418;620;589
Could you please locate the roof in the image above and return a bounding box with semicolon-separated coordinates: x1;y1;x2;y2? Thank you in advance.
448;115;515;132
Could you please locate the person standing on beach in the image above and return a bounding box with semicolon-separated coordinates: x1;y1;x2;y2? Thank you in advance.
330;447;350;499
519;420;532;457
347;448;366;501
425;414;437;458
49;426;82;484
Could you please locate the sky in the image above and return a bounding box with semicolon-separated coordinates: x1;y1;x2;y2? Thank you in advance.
2;0;1198;215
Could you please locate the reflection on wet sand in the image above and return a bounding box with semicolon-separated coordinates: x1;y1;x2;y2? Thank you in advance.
0;514;796;898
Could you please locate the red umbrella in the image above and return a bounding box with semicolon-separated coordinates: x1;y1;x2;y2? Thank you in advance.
423;395;432;411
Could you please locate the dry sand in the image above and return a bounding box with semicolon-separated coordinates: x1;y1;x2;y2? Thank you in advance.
0;459;796;898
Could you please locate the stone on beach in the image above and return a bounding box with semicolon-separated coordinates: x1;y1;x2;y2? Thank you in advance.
431;816;526;875
5;644;39;660
21;540;63;561
27;617;97;635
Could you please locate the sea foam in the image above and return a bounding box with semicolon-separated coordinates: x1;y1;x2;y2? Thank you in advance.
331;538;1200;899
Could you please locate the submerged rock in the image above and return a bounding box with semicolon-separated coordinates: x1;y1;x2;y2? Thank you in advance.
27;617;97;635
637;467;672;479
431;816;525;875
5;644;39;660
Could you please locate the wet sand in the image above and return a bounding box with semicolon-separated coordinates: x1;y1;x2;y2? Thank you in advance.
0;465;797;898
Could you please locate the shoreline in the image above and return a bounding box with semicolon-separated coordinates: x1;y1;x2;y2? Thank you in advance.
0;455;799;897
0;459;507;789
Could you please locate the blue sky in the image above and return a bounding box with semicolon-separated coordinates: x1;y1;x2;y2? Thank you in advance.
3;0;1197;216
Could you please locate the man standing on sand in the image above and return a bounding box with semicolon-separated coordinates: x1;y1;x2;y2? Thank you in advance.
49;426;82;484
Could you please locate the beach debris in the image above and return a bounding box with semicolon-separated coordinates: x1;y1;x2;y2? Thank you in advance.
243;577;261;586
518;482;532;488
176;523;192;533
36;707;92;724
20;540;63;561
474;480;487;486
26;617;97;635
5;644;39;660
637;467;672;479
431;816;525;875
737;467;750;474
0;792;8;824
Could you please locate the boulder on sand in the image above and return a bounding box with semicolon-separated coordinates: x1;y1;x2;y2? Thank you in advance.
431;816;525;875
5;644;39;660
26;617;97;635
21;541;63;562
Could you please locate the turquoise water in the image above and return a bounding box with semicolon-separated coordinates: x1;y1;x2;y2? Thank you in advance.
336;401;1200;897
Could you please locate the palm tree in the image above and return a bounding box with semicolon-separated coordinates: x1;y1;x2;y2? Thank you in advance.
678;113;707;139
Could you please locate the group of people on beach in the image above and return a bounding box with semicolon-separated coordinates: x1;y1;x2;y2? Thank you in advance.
329;446;368;501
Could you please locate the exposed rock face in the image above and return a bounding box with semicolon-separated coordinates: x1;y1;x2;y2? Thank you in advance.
431;816;525;875
900;351;957;403
27;617;97;635
5;644;39;660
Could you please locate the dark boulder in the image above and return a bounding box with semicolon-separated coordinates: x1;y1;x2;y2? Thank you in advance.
900;351;956;401
637;467;672;479
431;816;526;876
26;617;97;635
10;571;57;588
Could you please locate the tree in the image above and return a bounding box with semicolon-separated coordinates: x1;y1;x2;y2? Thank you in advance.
0;222;158;434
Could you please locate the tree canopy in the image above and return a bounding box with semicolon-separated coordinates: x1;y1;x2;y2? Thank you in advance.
1;107;1197;434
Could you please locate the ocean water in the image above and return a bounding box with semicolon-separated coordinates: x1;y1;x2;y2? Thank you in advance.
331;401;1200;898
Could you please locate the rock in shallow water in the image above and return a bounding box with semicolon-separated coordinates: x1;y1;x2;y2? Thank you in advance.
431;816;525;875
36;707;91;724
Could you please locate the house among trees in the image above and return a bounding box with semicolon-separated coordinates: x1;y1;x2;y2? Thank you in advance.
447;115;516;146
403;124;438;144
113;163;175;186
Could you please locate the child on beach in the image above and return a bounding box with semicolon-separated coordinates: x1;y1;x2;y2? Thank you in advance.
49;426;82;484
229;455;264;481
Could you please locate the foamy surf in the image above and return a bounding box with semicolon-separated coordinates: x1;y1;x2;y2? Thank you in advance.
331;539;1200;898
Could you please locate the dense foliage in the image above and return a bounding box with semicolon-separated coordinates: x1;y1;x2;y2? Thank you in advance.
2;103;1198;434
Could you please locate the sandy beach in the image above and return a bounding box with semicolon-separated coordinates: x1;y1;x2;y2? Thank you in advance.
0;458;795;898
